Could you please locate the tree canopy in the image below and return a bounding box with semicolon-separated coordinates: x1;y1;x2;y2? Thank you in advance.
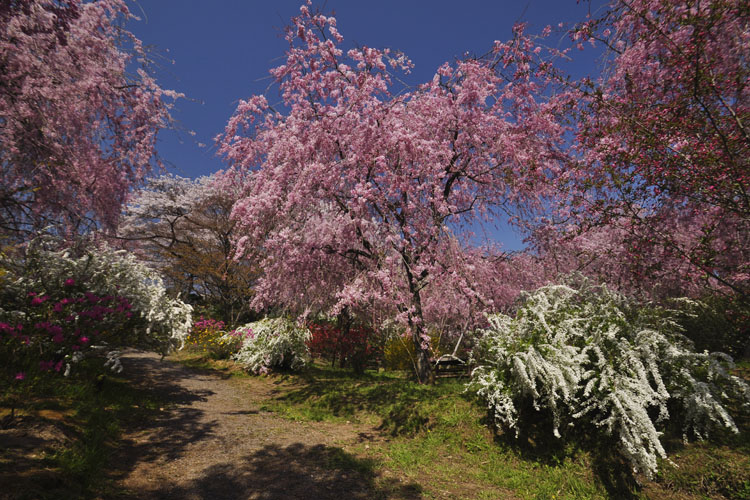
218;4;571;382
0;0;180;240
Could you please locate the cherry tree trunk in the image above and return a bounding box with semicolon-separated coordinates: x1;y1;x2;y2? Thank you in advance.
412;324;435;384
408;288;434;384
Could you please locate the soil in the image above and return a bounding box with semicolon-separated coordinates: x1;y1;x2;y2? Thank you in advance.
105;350;422;499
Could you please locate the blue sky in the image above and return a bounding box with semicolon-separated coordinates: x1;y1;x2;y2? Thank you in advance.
129;0;608;250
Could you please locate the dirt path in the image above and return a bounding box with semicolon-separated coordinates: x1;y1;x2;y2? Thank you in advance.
108;350;422;499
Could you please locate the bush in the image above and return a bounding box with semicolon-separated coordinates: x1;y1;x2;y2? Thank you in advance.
381;326;463;372
307;320;375;371
670;295;750;360
0;238;193;383
382;333;416;371
233;317;311;374
469;281;750;477
186;317;243;359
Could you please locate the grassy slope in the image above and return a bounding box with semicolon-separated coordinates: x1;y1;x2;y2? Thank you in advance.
1;352;747;499
246;357;750;500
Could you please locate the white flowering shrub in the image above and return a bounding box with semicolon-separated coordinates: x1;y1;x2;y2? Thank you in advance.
0;237;192;381
469;281;750;477
232;317;311;374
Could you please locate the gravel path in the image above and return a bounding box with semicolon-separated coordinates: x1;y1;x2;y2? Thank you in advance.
108;350;421;500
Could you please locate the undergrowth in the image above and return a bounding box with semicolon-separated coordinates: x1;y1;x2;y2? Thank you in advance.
0;357;167;499
230;357;750;500
243;360;611;499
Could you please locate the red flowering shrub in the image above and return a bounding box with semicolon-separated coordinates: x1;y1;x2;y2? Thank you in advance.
306;321;376;372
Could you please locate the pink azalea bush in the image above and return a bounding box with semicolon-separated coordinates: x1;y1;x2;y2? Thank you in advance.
0;238;192;382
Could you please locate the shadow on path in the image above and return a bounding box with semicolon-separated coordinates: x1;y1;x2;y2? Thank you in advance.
106;351;218;481
122;443;423;500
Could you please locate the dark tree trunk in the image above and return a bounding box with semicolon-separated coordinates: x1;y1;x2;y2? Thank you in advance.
337;308;366;373
411;323;435;384
408;288;434;384
400;249;434;383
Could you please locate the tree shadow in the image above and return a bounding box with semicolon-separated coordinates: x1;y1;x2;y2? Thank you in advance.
124;443;423;500
0;415;80;499
482;406;642;500
119;350;219;403
270;367;464;436
106;352;219;477
0;351;218;499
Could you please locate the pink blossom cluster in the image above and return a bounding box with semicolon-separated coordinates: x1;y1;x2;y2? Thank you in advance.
226;328;254;340
1;282;139;381
534;0;750;299
192;317;226;332
0;0;181;237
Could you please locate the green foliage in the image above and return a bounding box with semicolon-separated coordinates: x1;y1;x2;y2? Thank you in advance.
382;334;417;371
655;440;750;500
181;349;750;498
670;295;750;359
256;362;609;499
381;328;450;372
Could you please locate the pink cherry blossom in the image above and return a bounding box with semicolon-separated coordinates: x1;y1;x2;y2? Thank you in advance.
219;5;569;382
0;0;181;239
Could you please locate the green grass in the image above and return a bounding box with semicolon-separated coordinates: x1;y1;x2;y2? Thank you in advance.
253;361;612;499
232;358;750;500
0;358;169;499
9;350;738;500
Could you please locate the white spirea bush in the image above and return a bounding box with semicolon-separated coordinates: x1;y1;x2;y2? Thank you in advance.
232;317;311;374
469;281;750;477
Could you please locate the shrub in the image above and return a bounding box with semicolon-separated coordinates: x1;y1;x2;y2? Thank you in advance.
669;295;750;359
0;238;193;382
186;317;242;359
307;320;374;371
469;281;750;477
233;317;311;374
381;326;462;372
382;332;418;372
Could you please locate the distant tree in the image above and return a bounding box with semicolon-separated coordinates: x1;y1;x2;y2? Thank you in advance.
0;0;180;240
218;5;570;382
119;174;258;325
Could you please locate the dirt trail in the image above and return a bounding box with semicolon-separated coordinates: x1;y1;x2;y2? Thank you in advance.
108;350;421;499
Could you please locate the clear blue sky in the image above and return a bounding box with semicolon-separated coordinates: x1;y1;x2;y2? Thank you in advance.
129;0;607;250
